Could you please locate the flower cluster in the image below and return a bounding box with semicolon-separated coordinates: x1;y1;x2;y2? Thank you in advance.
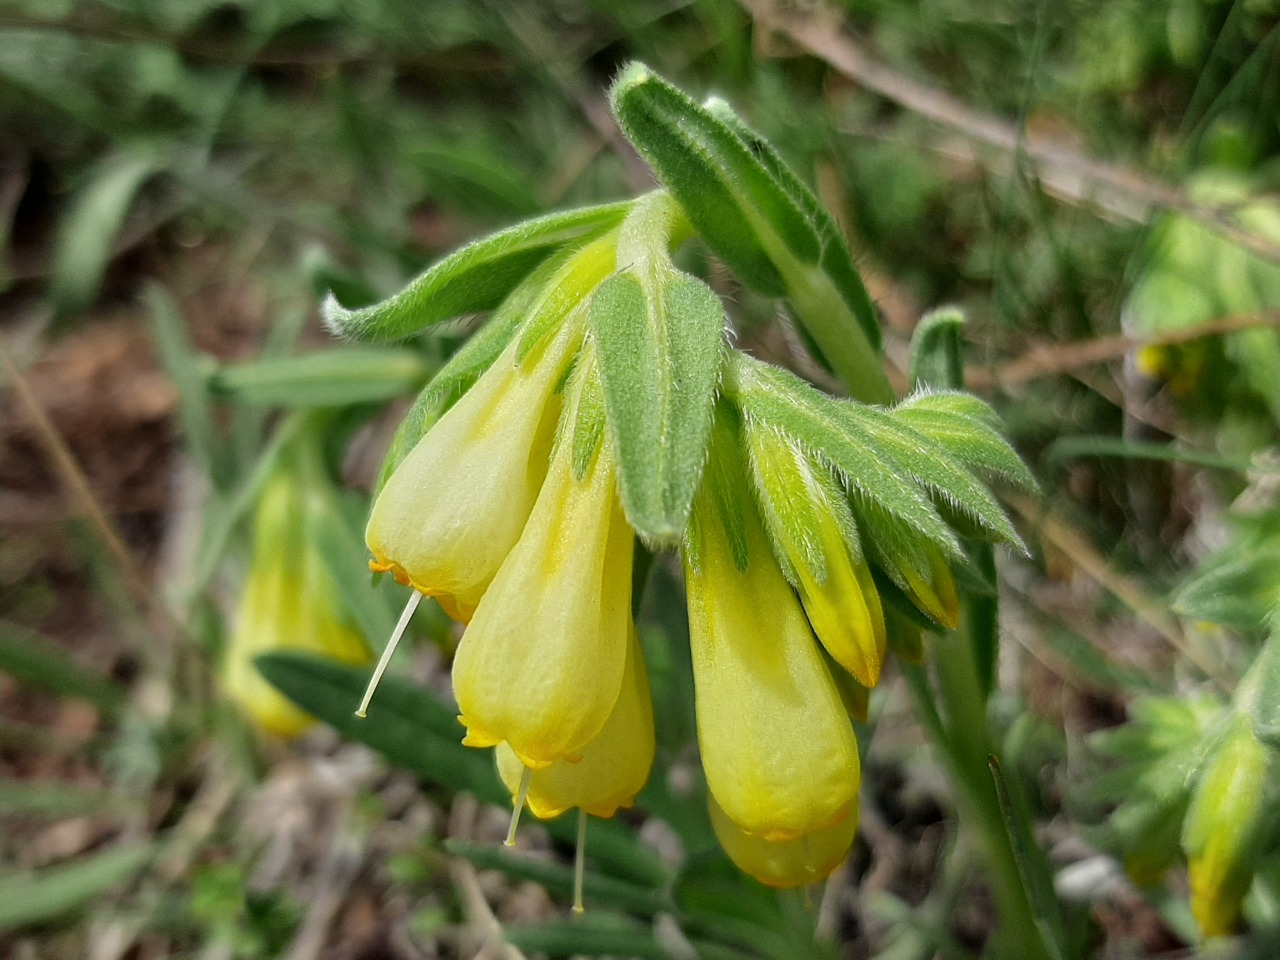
333;63;1033;903
350;212;1026;896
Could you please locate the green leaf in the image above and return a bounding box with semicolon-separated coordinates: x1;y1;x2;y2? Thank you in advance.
256;652;499;798
724;354;956;555
893;393;1039;494
1045;436;1262;475
841;405;1026;552
591;263;724;545
909;306;966;391
209;347;429;408
0;842;153;933
1246;629;1280;751
322;200;630;342
0;621;125;717
146;284;224;485
51;151;164;321
610;64;890;403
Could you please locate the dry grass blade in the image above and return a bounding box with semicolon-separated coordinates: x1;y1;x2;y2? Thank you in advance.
739;0;1280;264
967;309;1280;389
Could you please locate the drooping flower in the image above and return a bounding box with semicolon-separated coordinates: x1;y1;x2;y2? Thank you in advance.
494;621;655;819
708;793;858;889
452;348;634;769
683;408;860;843
744;419;887;687
365;240;614;622
226;465;372;737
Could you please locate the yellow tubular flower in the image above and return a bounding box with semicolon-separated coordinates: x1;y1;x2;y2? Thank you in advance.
1183;717;1271;938
747;424;886;688
684;433;860;840
452;379;634;768
709;793;857;889
226;474;372;737
495;622;655;818
901;541;960;630
365;321;579;622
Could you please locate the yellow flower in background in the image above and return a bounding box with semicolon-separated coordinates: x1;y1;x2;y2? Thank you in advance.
452;360;635;769
365;315;583;623
708;793;858;889
1183;716;1272;938
495;622;654;819
683;426;860;844
225;472;372;737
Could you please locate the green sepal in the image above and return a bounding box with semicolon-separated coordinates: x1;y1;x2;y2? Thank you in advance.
854;498;934;602
686;402;752;574
590;194;725;546
610;63;891;403
1245;628;1280;752
322;199;631;342
725;353;957;555
741;417;865;589
894;391;1040;495
909;305;966;392
570;350;607;481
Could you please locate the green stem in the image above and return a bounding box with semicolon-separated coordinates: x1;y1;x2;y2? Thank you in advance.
905;637;1054;960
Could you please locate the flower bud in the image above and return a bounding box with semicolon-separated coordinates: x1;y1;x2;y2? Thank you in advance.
1182;717;1273;937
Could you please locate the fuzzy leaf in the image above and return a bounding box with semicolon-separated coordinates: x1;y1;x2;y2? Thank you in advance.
840;405;1026;552
610;64;890;403
894;393;1039;494
909;306;966;391
210;347;429;408
322;200;630;342
591;264;724;546
725;354;957;555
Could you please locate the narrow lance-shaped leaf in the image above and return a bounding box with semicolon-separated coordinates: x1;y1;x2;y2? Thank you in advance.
209;347;430;408
908;305;966;391
591;195;725;545
323;199;631;342
610;63;891;403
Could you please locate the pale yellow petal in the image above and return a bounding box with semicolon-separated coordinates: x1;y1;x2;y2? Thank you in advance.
684;497;860;840
453;435;634;768
709;793;857;889
496;623;655;818
366;317;581;618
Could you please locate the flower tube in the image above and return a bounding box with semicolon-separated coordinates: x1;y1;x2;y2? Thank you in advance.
683;411;860;840
365;241;614;622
